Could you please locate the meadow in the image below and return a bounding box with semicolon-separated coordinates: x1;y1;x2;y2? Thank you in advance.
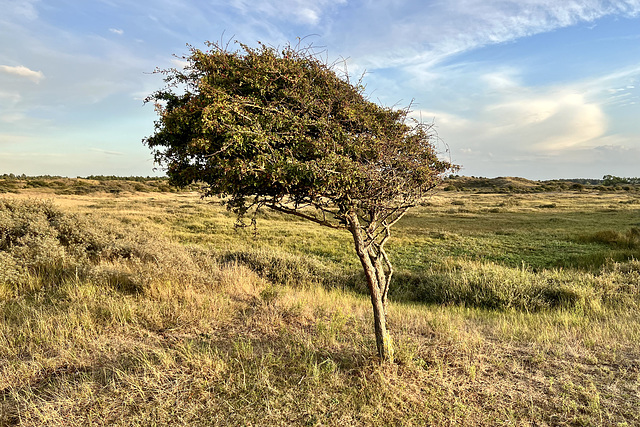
1;177;639;426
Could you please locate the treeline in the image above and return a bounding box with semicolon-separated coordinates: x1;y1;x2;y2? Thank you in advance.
556;176;640;186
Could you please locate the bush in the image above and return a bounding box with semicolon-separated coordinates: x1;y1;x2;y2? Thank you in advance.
391;261;585;311
0;199;212;297
577;228;640;249
220;247;345;289
389;258;639;313
497;198;521;208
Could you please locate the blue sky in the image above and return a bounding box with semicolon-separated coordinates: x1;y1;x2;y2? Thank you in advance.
1;0;639;179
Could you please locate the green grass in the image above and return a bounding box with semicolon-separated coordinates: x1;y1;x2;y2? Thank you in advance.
1;187;639;425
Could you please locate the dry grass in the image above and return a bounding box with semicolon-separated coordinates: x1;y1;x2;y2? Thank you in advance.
1;189;639;426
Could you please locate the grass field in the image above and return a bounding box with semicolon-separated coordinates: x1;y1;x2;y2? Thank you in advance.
1;180;639;426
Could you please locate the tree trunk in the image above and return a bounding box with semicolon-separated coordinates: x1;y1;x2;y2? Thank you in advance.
347;212;394;362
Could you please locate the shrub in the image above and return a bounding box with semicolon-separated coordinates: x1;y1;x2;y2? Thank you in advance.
390;261;586;311
0;199;212;297
497;198;521;208
388;258;640;313
577;228;640;249
220;247;345;289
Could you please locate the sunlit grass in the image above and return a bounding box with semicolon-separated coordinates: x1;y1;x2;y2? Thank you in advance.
1;187;639;425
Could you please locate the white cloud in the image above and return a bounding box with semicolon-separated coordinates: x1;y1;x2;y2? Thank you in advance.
399;50;640;178
0;65;44;83
581;64;640;93
229;0;345;26
109;28;124;35
485;91;606;151
170;58;189;69
295;7;320;25
0;0;40;21
91;148;124;156
335;1;640;72
414;72;610;176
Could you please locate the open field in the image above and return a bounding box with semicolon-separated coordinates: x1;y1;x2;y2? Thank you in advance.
1;181;639;426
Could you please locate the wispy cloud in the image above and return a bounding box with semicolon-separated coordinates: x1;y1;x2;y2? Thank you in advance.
0;0;40;21
109;28;124;35
0;65;44;83
332;0;640;71
0;90;21;103
0;113;28;124
0;133;29;144
91;148;124;156
229;0;346;25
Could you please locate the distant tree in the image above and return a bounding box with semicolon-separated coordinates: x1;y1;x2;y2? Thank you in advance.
144;40;457;361
603;175;629;186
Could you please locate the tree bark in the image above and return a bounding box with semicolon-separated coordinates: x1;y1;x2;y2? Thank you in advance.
347;212;394;362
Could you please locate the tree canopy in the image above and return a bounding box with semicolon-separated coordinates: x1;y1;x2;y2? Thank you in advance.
144;40;457;360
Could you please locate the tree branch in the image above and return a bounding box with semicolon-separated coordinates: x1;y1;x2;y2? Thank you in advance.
267;203;346;230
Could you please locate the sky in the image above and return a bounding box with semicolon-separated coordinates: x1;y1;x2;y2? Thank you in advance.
1;0;639;180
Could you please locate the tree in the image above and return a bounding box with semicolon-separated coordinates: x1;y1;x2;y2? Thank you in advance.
603;175;630;186
144;40;457;361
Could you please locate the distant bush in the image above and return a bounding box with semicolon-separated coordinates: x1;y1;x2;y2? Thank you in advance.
220;248;346;289
497;198;521;208
577;228;640;249
390;258;639;313
391;262;578;311
602;175;640;186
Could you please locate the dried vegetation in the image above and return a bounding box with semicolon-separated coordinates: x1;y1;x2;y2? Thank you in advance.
1;181;639;426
